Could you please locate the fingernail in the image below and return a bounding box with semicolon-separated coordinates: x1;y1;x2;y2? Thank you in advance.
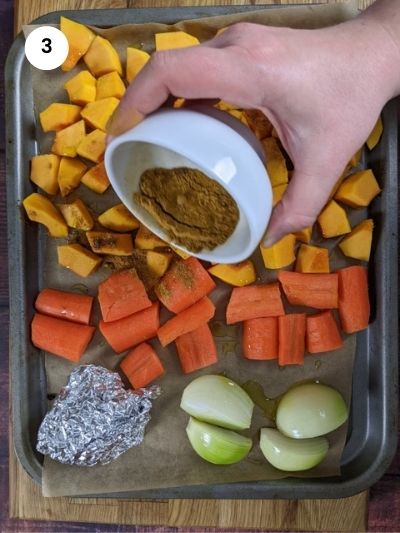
262;234;276;248
106;107;145;137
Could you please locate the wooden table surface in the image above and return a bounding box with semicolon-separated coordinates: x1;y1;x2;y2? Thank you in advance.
1;0;399;531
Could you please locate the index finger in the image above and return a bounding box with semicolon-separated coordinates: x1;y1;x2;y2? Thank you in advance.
106;43;257;136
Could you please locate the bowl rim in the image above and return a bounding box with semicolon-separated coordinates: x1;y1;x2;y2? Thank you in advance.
105;108;271;263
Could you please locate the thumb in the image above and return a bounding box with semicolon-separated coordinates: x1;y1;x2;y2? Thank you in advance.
263;167;342;246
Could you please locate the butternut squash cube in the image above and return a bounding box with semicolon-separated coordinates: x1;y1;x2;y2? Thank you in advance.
244;109;272;139
294;226;312;244
135;225;166;250
295;244;330;273
171;246;191;259
39;103;81;132
23;193;68;237
260;234;296;269
208;260;256;287
215;100;239;112
227;109;250;127
173;98;185;109
366;116;383;150
146;250;173;278
57;243;102;277
81;97;120;132
81;162;110;193
155;31;199;51
51;120;86;158
272;183;288;206
334;169;381;208
77;130;106;163
349;147;363;167
58;199;94;231
262;137;288;187
83;35;122;77
96;72;125;100
338;219;373;262
60;17;95;71
126;47;150;83
64;70;96;105
317;200;351;238
86;231;134;256
98;203;139;231
30;154;60;195
57;157;87;197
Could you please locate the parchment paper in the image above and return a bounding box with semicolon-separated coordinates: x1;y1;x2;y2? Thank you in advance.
25;1;367;497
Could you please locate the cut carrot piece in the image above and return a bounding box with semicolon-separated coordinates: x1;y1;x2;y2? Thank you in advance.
155;257;216;313
278;271;338;309
338;266;370;333
242;317;278;360
157;297;215;347
98;268;151;322
306;311;343;354
99;302;159;353
35;288;94;325
175;323;218;373
120;342;164;389
278;314;306;366
31;313;95;362
226;283;284;325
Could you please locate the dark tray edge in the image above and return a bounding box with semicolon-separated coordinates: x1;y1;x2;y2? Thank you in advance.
6;5;398;500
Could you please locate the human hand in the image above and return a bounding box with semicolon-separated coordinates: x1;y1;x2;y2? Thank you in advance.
108;2;400;244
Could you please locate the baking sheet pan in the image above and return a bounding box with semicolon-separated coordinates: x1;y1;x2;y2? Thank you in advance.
6;6;398;499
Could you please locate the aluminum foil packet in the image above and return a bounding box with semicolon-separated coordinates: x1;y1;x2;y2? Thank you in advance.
37;365;160;466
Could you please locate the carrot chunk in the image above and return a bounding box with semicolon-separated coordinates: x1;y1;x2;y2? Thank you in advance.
242;317;278;360
98;268;151;322
306;311;343;353
155;257;215;313
338;266;370;333
35;288;93;325
120;342;164;389
99;302;159;353
175;323;218;373
278;271;338;309
226;283;284;325
157;297;215;347
278;314;306;366
31;313;95;362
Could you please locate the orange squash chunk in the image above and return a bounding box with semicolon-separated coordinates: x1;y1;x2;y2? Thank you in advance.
83;35;122;77
60;17;95;71
51;120;86;158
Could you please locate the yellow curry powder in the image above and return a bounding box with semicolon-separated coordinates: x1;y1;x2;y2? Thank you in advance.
134;167;239;253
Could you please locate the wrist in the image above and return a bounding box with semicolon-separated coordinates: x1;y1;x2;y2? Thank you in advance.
358;0;400;98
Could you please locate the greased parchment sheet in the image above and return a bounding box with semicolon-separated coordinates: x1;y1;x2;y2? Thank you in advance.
27;2;364;496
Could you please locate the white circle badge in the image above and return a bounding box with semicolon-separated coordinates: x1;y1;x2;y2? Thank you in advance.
25;26;69;70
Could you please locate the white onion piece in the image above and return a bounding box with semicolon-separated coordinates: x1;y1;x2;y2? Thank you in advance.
181;375;254;430
260;428;329;471
276;383;348;439
186;417;252;465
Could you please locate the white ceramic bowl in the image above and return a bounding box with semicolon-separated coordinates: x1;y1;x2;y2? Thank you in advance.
105;107;272;264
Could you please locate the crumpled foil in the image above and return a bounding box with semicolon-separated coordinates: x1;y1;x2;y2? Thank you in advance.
37;365;160;466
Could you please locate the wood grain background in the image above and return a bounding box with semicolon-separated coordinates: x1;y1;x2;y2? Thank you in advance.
1;0;399;531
